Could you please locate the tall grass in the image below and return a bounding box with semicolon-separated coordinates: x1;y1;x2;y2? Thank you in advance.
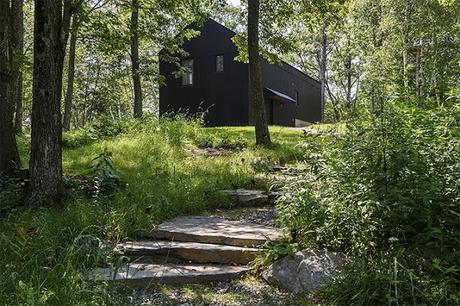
1;116;305;304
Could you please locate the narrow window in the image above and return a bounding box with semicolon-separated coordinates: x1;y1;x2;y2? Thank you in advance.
296;91;300;105
216;55;224;72
182;59;193;86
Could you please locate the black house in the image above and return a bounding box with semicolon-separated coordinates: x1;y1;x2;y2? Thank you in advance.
159;19;322;127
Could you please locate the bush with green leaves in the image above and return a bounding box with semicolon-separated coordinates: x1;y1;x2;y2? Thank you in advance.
0;176;23;211
88;148;122;197
277;101;460;304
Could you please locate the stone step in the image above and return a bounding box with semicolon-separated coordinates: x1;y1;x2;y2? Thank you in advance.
142;216;283;247
219;189;280;207
119;240;262;265
93;262;248;287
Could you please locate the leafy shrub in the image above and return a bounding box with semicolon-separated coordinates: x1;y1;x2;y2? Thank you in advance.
263;239;300;263
277;101;460;304
0;176;23;210
62;128;97;149
251;238;300;271
88;148;121;197
64;148;122;199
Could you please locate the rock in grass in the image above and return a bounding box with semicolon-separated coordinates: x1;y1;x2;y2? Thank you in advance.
262;249;343;293
74;234;109;255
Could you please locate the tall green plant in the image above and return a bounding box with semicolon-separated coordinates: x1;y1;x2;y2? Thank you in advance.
277;100;460;304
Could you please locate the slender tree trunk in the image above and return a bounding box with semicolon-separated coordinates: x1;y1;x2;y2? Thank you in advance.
130;0;142;118
63;2;101;129
28;0;72;206
63;16;79;131
433;73;441;105
248;0;270;146
325;81;340;121
0;0;21;176
402;49;408;89
415;44;421;97
344;36;352;106
319;24;327;122
402;3;409;91
345;54;352;105
11;0;24;134
370;16;380;113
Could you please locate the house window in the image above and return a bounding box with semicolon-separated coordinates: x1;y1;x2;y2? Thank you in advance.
182;59;193;86
216;55;224;72
296;91;299;105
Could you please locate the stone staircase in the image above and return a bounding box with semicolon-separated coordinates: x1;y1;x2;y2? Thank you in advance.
93;215;283;287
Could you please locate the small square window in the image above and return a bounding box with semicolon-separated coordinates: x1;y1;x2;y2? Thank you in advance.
216;55;224;72
182;59;193;86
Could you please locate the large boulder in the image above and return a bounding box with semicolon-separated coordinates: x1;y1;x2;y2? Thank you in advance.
262;249;343;293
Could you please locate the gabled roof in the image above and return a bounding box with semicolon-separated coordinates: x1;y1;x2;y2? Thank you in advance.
204;18;320;85
162;18;320;85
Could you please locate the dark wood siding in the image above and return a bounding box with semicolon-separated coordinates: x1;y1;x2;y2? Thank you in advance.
159;20;249;126
259;61;321;126
159;19;321;127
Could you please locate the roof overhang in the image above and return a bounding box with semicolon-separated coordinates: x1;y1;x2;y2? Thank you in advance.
264;87;297;104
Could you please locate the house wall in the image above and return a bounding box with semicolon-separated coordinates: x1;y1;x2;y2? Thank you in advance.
257;61;322;126
159;20;249;126
160;19;322;127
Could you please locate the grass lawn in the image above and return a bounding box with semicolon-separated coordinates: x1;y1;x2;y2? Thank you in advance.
0;119;318;305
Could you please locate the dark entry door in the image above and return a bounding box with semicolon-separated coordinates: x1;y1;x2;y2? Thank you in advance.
265;98;274;125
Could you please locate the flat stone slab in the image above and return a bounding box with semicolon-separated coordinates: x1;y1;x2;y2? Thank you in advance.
119;240;261;265
208;206;276;227
219;189;280;207
271;165;289;172
143;216;283;247
93;263;247;286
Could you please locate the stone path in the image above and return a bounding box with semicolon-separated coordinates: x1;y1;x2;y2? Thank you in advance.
119;240;261;264
255;164;308;189
219;189;280;207
209;206;276;227
94;214;283;287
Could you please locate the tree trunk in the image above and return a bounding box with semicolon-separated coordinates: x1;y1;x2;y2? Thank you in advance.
63;16;79;131
401;1;411;92
248;0;270;146
28;0;72;206
0;0;21;176
415;44;421;97
402;49;408;89
130;0;142;118
11;0;24;134
319;24;327;122
345;53;352;105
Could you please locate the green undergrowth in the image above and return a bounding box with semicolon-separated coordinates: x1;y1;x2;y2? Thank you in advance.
0;117;307;305
277;101;460;305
